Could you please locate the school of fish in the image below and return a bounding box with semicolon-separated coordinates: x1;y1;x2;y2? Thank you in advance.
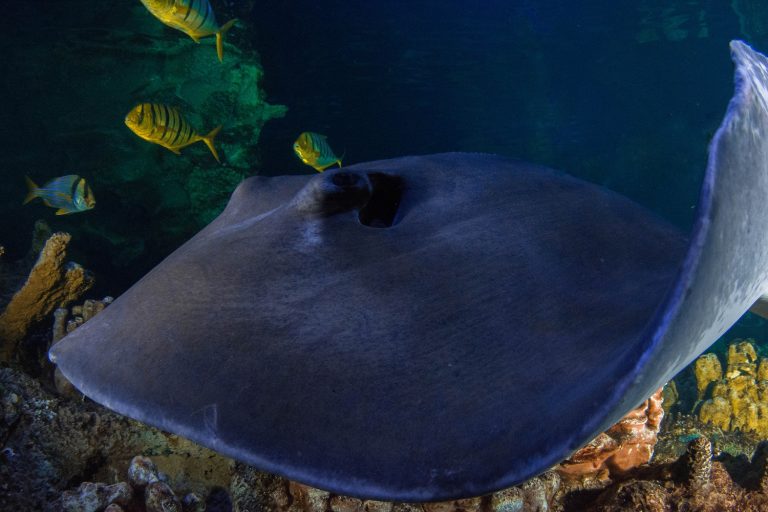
24;0;345;216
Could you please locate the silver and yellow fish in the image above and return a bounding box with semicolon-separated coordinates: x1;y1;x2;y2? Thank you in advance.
23;175;96;215
139;0;237;62
293;132;343;172
125;103;222;163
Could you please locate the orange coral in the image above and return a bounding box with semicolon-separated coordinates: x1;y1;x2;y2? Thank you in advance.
0;232;94;361
556;387;664;479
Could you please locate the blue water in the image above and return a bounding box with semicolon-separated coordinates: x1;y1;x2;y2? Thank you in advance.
249;0;747;229
0;0;763;295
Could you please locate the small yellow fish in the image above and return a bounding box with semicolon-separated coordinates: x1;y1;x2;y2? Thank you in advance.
125;103;222;162
139;0;237;62
23;175;96;215
293;132;343;172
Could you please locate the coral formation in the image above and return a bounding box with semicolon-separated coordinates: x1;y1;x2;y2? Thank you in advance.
52;296;113;343
556;387;664;480
695;352;722;399
0;230;94;362
51;297;118;397
696;339;768;437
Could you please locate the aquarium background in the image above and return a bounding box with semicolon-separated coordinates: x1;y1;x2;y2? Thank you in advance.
0;1;766;302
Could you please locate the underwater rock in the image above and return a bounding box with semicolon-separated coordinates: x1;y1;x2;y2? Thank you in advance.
593;480;668;512
59;481;132;512
128;455;162;488
145;481;183;512
0;366;230;511
230;461;291;511
557;388;664;479
182;492;206;512
0;231;94;361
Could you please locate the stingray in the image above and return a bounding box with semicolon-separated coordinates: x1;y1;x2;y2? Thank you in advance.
50;41;768;501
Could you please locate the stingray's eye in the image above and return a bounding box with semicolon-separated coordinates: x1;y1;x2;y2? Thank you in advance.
293;170;373;217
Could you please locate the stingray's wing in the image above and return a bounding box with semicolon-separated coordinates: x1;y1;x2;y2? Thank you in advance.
50;41;768;502
603;40;768;425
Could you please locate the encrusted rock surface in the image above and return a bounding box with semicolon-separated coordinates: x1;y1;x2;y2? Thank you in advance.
0;367;231;511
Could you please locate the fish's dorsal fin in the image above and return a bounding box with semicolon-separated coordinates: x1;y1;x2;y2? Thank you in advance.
216;19;238;62
55;175;80;190
749;294;768;319
23;176;39;204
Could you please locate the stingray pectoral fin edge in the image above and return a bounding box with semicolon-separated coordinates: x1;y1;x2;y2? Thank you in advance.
49;40;768;502
593;40;768;438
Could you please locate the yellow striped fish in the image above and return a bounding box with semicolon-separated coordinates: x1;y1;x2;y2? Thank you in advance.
293;132;343;172
125;103;222;163
139;0;237;62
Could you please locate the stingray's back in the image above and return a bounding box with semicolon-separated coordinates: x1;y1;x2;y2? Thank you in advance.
50;153;685;500
51;41;768;501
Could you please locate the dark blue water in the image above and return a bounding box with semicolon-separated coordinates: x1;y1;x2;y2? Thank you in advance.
2;0;765;295
246;1;748;229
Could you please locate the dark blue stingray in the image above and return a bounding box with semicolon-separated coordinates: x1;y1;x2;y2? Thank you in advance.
50;41;768;501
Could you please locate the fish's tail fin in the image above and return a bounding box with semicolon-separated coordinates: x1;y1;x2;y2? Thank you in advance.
337;150;346;168
23;176;39;204
216;19;238;62
202;125;222;163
